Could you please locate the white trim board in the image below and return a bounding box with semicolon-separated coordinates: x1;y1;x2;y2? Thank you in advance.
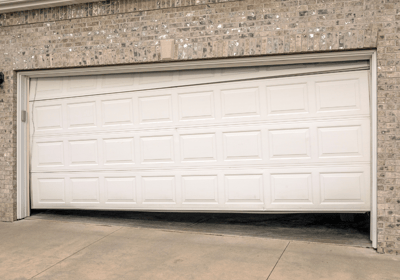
17;50;378;249
370;52;378;249
25;51;373;78
0;0;101;13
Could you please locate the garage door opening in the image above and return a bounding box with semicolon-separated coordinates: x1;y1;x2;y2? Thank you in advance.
17;51;378;248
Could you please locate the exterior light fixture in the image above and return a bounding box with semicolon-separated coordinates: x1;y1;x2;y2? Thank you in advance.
0;72;4;85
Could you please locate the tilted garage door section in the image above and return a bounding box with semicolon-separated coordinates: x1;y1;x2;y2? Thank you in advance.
29;65;371;212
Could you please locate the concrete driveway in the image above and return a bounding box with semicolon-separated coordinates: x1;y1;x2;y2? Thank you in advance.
0;216;399;280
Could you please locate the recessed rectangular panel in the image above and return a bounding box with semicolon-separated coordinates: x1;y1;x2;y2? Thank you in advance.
139;72;173;84
178;69;214;80
38;179;65;202
37;142;64;166
142;177;175;203
101;74;134;88
35;105;63;130
271;174;312;203
182;176;218;203
316;79;360;111
139;95;172;123
225;175;263;203
36;77;63;94
221;67;259;76
318;126;362;157
221;87;260;118
141;136;174;163
104;138;134;164
267;83;308;114
269;129;310;159
178;91;214;120
105;177;136;203
224;131;262;160
69;140;98;165
67;102;96;128
102;98;133;126
180;134;216;162
320;173;364;203
66;76;97;92
71;178;99;202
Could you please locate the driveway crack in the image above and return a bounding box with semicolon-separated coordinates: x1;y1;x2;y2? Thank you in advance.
30;226;123;279
266;241;290;280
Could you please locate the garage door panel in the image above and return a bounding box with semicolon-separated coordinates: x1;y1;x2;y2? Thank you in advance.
316;79;360;112
66;76;98;92
101;98;134;126
140;135;175;163
35;77;64;96
101;73;135;88
30;72;370;138
178;90;215;121
266;166;370;210
266;83;309;115
105;177;136;203
31;64;368;101
33;104;63;131
225;174;264;204
70;177;100;203
103;137;135;165
31;118;370;172
221;87;261;118
270;173;313;204
68;139;99;166
180;133;217;162
182;175;219;204
34;141;65;167
320;172;366;204
141;176;176;204
138;71;174;85
66;101;97;129
30;69;371;212
178;69;216;80
31;165;370;211
268;128;311;159
318;125;364;158
223;130;263;161
316;120;370;161
138;94;174;124
315;73;369;115
36;178;66;204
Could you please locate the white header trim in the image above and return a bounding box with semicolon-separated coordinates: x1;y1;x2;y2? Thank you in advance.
24;50;374;78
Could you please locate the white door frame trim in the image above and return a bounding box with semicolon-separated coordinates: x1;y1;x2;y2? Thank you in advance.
17;50;378;248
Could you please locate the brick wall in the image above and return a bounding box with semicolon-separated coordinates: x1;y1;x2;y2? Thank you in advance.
0;0;399;254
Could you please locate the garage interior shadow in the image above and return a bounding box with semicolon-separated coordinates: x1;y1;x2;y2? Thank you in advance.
28;210;371;248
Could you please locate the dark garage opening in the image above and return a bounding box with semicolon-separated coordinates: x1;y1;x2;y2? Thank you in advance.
28;210;371;248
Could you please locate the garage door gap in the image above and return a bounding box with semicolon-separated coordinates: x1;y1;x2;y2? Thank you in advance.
29;226;123;279
187;217;212;227
24;216;373;250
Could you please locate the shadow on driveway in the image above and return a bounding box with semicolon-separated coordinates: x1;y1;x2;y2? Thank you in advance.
28;210;371;248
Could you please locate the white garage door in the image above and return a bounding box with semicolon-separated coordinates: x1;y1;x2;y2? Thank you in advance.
30;64;371;212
